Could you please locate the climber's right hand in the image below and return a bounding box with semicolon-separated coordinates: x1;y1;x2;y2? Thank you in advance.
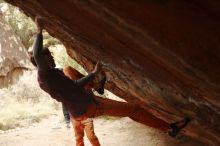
92;61;102;75
35;16;45;33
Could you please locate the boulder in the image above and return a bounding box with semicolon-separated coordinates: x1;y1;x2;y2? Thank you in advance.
0;13;31;88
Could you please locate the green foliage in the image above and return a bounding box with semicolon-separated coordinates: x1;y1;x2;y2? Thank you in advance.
0;2;36;48
50;45;87;75
0;2;61;49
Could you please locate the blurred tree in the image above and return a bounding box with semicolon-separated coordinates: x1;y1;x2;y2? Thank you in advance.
0;2;61;49
0;2;36;48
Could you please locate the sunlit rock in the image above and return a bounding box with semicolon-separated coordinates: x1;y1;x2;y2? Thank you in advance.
0;14;32;88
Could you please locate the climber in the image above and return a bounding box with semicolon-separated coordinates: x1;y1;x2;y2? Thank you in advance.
29;53;102;146
32;16;191;141
29;49;104;146
29;51;102;146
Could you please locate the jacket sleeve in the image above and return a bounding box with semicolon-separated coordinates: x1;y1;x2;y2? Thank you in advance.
74;73;95;87
33;33;50;71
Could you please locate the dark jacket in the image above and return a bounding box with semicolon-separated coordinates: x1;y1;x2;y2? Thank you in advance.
33;33;95;117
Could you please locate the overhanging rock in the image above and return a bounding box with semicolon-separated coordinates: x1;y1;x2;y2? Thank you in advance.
5;1;220;145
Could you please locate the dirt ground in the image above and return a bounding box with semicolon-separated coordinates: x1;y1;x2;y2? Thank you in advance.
0;113;205;146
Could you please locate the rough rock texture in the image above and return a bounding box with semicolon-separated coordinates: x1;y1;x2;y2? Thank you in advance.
5;1;220;145
0;13;31;88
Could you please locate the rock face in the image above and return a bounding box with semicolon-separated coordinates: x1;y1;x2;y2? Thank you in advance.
0;13;31;88
5;1;220;145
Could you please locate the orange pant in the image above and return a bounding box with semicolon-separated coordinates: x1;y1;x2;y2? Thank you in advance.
71;117;101;146
82;96;169;132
